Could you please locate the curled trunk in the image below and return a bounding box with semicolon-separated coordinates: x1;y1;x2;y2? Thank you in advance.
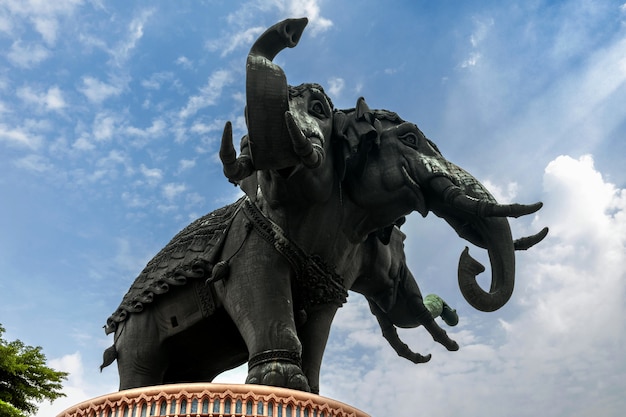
457;216;516;312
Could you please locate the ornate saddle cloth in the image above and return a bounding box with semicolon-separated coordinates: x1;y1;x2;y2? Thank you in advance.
104;197;244;334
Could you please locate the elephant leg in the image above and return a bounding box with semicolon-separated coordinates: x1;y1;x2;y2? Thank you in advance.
114;308;168;390
412;295;459;351
216;232;309;391
297;305;339;394
163;308;249;384
368;301;432;364
421;317;459;351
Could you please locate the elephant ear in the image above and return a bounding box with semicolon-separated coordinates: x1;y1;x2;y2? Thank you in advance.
375;217;407;245
332;111;350;180
333;98;380;181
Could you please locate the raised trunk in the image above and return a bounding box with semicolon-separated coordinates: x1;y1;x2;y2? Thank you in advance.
246;18;308;169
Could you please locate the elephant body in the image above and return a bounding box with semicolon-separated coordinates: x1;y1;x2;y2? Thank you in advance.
103;202;459;392
103;18;548;394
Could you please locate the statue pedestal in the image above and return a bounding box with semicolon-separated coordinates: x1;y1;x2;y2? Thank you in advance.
56;383;370;417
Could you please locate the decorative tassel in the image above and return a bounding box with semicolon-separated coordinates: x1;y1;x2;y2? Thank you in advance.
100;345;117;371
206;260;230;285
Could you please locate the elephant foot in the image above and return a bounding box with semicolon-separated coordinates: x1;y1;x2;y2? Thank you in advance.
407;352;432;364
425;321;459;351
433;329;459;351
246;350;310;392
246;361;310;392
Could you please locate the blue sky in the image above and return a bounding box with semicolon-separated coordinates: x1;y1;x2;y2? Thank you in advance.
1;1;625;416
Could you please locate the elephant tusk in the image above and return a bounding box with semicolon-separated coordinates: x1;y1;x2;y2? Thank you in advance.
400;167;429;217
219;121;254;183
483;201;544;218
285;111;324;169
514;227;549;251
433;176;543;219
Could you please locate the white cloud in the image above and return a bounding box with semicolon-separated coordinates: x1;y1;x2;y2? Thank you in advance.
469;16;494;48
157;203;178;213
97;149;128;167
175;56;193;69
83;149;133;181
0;10;13;34
33;351;117;417
125;119;167;145
177;158;196;173
0;122;43;149
141;71;175;90
206;26;265;57
1;0;83;46
33;352;85;417
162;182;187;201
13;154;53;172
79;76;123;104
92;112;120;141
113;237;153;274
7;40;50;68
16;85;67;112
178;70;233;120
190;118;227;135
121;191;150;208
139;164;163;186
72;135;95;151
327;77;344;98
184;192;205;209
480;179;518;203
45;86;67;110
109;8;154;66
460;51;481;68
541;154;623;244
32;16;58;45
458;16;493;69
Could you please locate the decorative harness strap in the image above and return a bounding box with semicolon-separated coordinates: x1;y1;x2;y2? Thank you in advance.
242;197;348;311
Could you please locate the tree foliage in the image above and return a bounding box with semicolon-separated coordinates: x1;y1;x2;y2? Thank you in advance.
0;324;68;416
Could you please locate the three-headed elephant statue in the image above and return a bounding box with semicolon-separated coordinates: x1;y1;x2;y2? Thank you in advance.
101;18;548;394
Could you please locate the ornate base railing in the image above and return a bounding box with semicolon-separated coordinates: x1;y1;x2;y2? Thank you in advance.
56;383;370;417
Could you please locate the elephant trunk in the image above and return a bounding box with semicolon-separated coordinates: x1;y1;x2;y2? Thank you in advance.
457;217;516;312
246;17;308;170
425;176;545;312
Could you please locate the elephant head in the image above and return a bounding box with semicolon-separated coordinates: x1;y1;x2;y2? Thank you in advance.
334;98;548;312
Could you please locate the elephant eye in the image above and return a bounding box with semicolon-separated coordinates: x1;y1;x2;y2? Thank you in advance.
309;99;330;119
399;132;419;149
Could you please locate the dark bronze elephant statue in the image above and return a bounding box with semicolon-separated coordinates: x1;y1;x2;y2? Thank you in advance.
101;18;548;394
